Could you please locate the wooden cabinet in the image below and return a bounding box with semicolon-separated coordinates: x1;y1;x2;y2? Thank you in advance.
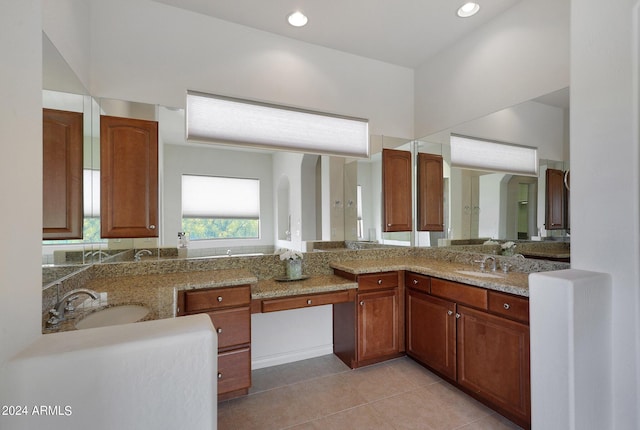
457;305;530;426
382;148;412;232
545;168;566;230
100;115;158;238
43;108;83;240
177;285;251;400
417;153;444;231
405;273;530;429
333;271;403;368
406;287;456;379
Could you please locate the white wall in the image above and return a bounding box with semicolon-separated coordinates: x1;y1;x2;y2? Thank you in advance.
87;0;414;139
415;0;570;138
162;144;274;248
0;0;42;369
273;152;304;251
570;0;640;427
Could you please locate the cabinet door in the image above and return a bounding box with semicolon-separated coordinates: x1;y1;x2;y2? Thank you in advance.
457;305;530;424
382;148;412;232
100;115;158;238
357;288;399;362
417;153;444;231
43;109;83;240
545;168;566;230
406;288;456;379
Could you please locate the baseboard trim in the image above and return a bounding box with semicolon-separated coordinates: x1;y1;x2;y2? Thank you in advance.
251;344;334;370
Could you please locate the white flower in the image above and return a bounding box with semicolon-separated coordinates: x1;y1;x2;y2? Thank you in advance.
278;248;304;261
501;241;516;250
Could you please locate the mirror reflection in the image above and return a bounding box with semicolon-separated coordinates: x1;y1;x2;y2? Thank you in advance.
43;29;570;288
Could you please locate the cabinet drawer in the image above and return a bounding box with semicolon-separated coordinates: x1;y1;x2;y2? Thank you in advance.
488;291;529;324
405;272;431;293
184;285;251;312
208;307;251;349
261;290;353;313
217;347;251;395
431;278;488;310
358;272;398;291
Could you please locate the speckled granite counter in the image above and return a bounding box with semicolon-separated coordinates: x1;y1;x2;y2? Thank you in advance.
331;257;531;297
43;269;257;333
252;275;358;299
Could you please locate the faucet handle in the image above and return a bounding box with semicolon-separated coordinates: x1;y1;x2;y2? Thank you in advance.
46;309;61;327
473;259;486;272
64;295;80;313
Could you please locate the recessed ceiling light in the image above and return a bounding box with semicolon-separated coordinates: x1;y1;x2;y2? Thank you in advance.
287;11;308;27
457;2;480;18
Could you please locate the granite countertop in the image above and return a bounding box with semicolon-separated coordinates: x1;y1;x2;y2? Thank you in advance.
43;269;258;333
331;257;531;297
252;275;358;299
520;250;570;259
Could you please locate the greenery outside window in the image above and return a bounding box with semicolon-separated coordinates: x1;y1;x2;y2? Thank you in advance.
182;175;260;240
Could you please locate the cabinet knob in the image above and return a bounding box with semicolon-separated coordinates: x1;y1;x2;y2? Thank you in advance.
217;373;222;380
447;310;453;316
217;327;223;334
377;279;383;285
503;303;511;310
359;301;365;306
387;223;392;227
149;225;156;229
307;299;312;305
413;279;419;285
217;296;223;302
455;313;461;319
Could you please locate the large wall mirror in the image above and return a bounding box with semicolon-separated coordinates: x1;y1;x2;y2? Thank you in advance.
345;87;570;249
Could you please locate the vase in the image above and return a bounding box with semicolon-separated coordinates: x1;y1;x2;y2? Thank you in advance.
286;259;303;279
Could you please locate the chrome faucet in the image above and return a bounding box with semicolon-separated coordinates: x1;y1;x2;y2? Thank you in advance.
47;288;99;327
134;249;153;261
475;255;497;272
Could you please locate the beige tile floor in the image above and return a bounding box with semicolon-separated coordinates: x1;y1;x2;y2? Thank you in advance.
218;355;524;430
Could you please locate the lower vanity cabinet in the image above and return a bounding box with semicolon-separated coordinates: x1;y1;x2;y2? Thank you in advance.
177;285;251;401
406;287;456;380
334;271;403;368
406;274;531;429
457;305;530;426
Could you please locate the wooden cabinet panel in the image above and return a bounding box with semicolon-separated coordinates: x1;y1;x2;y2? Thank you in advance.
184;285;251;312
207;307;251;350
405;272;431;294
261;290;353;313
357;288;400;362
358;271;399;291
457;305;530;426
430;278;488;310
488;291;529;324
406;288;456;379
382;148;412;232
100;115;158;238
417;153;444;231
43;109;83;240
217;347;251;396
177;284;252;401
545;168;566;230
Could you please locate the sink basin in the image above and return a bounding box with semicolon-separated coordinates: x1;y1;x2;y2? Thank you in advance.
75;305;150;330
455;270;504;279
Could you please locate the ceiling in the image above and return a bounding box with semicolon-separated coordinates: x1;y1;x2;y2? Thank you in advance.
153;0;521;68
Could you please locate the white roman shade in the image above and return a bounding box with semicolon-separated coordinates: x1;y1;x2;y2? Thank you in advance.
450;134;538;176
186;91;370;158
182;175;260;219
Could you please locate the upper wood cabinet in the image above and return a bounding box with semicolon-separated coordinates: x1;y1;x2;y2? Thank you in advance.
100;115;158;238
382;148;412;232
43;108;83;240
545;168;566;230
417;153;444;231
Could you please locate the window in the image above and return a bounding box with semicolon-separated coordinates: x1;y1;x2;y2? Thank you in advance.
182;175;260;240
